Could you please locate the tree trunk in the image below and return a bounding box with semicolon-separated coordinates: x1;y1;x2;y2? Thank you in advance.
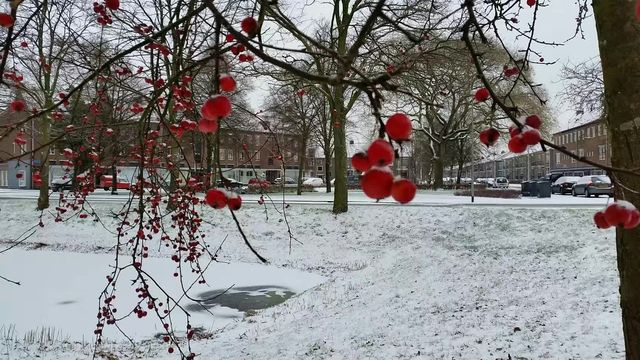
593;2;640;358
432;144;444;189
324;154;332;193
296;137;307;196
456;159;463;185
332;87;348;213
37;112;51;210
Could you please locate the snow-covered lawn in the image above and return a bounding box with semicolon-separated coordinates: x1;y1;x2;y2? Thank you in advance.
0;196;623;359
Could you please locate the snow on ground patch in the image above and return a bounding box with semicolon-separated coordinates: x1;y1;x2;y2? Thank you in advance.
0;200;625;359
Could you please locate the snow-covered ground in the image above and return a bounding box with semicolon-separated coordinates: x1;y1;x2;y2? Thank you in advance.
0;194;623;359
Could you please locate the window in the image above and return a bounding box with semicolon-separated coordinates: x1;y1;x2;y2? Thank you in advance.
227;150;233;160
268;157;274;166
254;151;260;160
599;145;606;160
318;166;323;171
49;147;56;155
247;171;253;177
598;125;603;136
294;154;298;162
240;151;245;160
220;148;225;159
578;148;584;158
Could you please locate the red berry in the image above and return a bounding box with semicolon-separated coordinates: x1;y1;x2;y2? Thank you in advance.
508;135;527;153
527;0;536;7
479;128;500;147
228;195;242;210
525;115;542;129
637;0;640;21
201;95;231;120
168;347;174;354
391;179;417;204
20;41;27;48
240;17;259;37
594;211;611;229
351;152;371;173
624;209;640;230
205;189;228;209
385;113;412;141
0;13;13;28
198;118;219;133
367;139;394;166
604;202;632;227
508;126;521;137
522;128;541;145
474;88;490;102
225;34;235;42
105;0;119;10
219;74;236;92
360;167;394;200
10;99;26;112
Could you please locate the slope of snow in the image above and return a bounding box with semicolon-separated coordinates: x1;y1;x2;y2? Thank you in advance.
0;199;623;359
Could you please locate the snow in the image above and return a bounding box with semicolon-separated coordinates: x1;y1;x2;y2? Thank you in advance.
0;191;624;359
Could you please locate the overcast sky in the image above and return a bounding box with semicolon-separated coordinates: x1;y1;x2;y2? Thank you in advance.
247;1;602;134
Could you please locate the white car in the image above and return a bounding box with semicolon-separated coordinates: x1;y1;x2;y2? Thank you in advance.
303;177;324;187
494;177;509;188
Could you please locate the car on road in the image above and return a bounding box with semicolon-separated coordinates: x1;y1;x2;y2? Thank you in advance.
572;175;613;197
330;175;360;187
217;178;248;193
273;177;296;185
51;177;73;192
551;176;581;195
99;175;131;191
494;177;509;189
303;177;324;187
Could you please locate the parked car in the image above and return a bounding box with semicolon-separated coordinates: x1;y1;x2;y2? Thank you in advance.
572;175;613;197
494;177;509;189
303;177;324;187
51;177;73;192
100;175;131;191
330;175;360;187
551;176;581;194
217;178;248;193
273;177;296;185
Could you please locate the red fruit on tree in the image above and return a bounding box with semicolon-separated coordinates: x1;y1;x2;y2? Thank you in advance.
225;34;235;42
169;124;184;137
508;125;521;137
637;0;640;21
0;13;13;28
351;152;371;172
105;0;119;10
604;202;632;227
479;128;500;147
624;209;640;230
391;179;417;204
168;347;174;354
474;87;490;102
240;17;259;37
198;118;219;133
525;114;542;129
10;99;26;112
385;113;412;141
228;195;242;210
360;167;394;200
522;128;541;145
205;189;228;209
367;139;394;166
527;0;536;7
594;211;611;229
201;95;232;120
508;135;527;153
219;74;236;92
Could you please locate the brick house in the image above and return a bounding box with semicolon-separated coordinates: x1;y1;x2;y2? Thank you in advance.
549;119;610;176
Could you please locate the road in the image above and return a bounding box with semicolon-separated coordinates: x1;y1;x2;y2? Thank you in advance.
0;188;611;208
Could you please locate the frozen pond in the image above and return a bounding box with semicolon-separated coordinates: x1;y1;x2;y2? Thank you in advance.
0;250;325;342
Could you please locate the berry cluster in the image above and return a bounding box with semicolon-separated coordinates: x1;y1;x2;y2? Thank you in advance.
507;115;542;153
93;2;114;26
205;189;242;210
594;201;640;230
10;99;25;112
503;65;520;77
